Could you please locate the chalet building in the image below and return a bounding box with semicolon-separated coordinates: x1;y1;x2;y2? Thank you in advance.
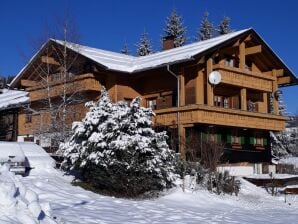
0;88;29;141
9;28;297;164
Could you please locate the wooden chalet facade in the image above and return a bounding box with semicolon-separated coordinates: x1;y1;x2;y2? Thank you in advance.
0;89;29;141
10;28;297;163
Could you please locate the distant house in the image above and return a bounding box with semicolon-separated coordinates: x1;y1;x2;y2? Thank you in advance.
9;28;298;165
0;88;29;141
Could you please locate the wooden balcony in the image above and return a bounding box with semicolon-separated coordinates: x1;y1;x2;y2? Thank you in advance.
27;73;101;101
213;65;275;92
154;104;286;131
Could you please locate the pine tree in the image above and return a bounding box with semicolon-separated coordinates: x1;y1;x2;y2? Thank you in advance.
197;11;214;41
164;9;187;47
59;87;176;196
218;16;232;35
136;32;153;56
277;90;287;116
120;42;130;55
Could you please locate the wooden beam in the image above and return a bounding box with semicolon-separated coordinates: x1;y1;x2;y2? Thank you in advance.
179;69;185;106
232;40;240;47
275;69;284;77
40;56;60;66
206;57;214;106
20;79;38;87
278;76;292;85
240;88;247;111
245;45;262;55
239;42;246;69
263;92;268;113
243;34;252;42
195;70;204;104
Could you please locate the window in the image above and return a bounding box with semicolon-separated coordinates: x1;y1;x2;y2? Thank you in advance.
255;132;264;146
214;96;223;107
147;98;157;110
24;136;34;142
25;111;32;123
124;98;132;105
224;97;229;108
52;73;62;81
214;96;232;109
231;130;241;148
224;57;235;67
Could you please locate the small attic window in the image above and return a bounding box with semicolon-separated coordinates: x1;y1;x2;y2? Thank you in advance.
224;56;235;67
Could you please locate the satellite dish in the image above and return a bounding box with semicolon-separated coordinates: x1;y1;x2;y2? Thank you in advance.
208;71;222;85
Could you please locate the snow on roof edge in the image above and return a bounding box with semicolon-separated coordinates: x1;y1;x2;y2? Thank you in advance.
11;28;296;85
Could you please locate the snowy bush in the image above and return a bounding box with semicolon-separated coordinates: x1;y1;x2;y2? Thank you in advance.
59;87;176;197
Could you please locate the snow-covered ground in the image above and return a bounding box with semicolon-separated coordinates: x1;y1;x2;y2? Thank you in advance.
280;156;298;168
1;147;298;224
0;167;296;224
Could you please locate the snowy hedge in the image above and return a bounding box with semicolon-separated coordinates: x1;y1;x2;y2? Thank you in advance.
59;87;176;196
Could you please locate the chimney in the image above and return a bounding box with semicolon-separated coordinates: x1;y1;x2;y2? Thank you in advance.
162;35;175;50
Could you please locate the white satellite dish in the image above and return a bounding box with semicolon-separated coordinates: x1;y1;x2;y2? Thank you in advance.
208;71;222;85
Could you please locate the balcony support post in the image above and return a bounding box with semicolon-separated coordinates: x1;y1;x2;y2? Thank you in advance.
179;68;185;106
240;88;247;110
207;57;214;106
239;42;246;69
195;69;204;104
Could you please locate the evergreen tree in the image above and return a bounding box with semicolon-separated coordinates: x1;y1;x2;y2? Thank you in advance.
218;16;232;35
136;32;153;56
197;11;214;41
120;42;130;55
164;9;187;47
59;87;176;196
277;90;287;116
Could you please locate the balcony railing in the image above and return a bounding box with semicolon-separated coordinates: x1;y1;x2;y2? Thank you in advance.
154;104;286;131
27;73;101;101
213;64;275;92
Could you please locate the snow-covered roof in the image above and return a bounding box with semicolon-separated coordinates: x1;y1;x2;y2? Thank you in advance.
10;28;297;87
54;29;250;73
0;89;29;111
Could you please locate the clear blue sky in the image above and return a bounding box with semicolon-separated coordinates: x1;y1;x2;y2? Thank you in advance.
0;0;297;114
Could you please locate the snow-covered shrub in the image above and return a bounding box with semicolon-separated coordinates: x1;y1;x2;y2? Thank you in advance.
59;87;176;197
175;160;206;185
212;171;241;196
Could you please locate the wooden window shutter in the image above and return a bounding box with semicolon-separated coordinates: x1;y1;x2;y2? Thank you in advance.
263;138;268;146
227;133;232;144
249;136;255;145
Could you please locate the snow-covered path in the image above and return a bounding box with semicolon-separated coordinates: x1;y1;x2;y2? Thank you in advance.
20;169;298;224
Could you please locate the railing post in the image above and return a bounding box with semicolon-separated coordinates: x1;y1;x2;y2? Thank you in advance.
240;88;247;110
207;57;214;106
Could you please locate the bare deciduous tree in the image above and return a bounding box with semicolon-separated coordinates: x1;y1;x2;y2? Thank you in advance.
27;14;86;151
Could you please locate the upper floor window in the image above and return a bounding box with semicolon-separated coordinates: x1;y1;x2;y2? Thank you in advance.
231;130;241;149
147;98;157;110
25;111;32;123
224;57;235;67
52;73;62;81
124;98;132;106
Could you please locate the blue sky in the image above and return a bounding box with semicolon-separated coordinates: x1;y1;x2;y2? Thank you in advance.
0;0;297;113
